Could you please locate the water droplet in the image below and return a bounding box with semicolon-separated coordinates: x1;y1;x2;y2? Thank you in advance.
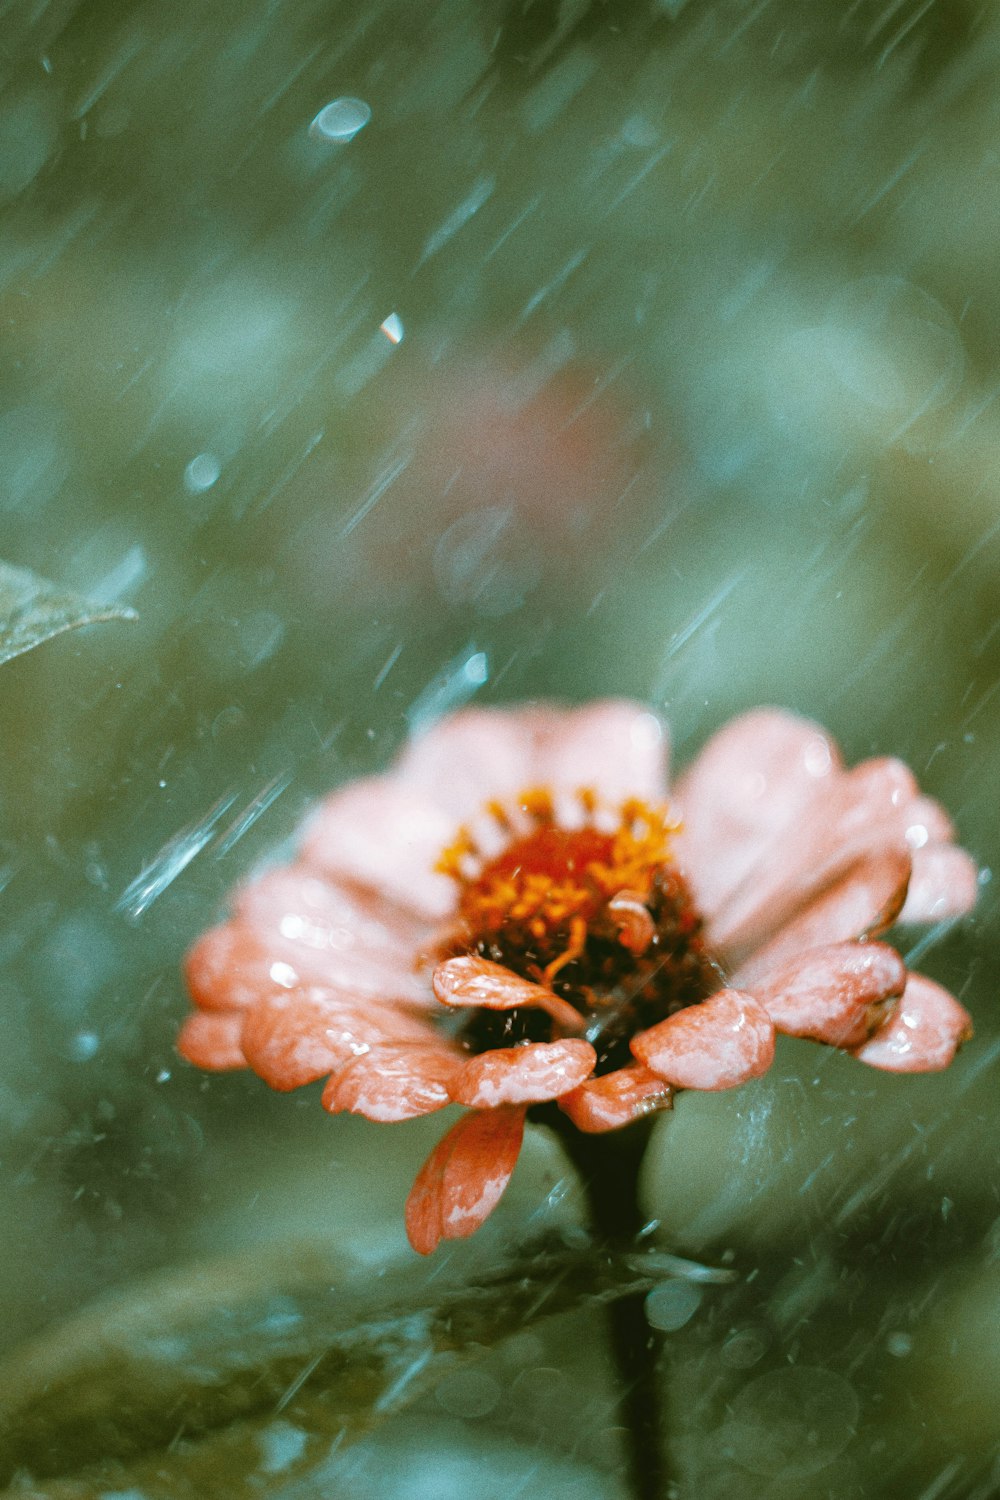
644;1279;703;1331
70;1030;100;1062
309;97;371;142
886;1331;913;1357
721;1327;769;1368
722;1366;859;1477
184;452;221;492
379;312;404;345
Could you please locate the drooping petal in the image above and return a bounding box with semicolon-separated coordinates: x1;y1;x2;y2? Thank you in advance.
432;955;584;1031
240;987;438;1091
396;708;553;820
898;843;980;924
732;848;911;985
674;709;841;920
177;1011;247;1071
537;699;668;801
631;990;775;1090
853;974;973;1073
322;1043;464;1121
451;1039;596;1108
235;866;432;1004
185;921;299;1012
558;1062;674;1133
405;1105;526;1255
749;941;906;1048
300;777;456;920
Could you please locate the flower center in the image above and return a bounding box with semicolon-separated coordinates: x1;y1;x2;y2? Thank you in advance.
436;788;719;1074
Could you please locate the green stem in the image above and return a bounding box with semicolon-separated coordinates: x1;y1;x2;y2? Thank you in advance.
539;1110;668;1500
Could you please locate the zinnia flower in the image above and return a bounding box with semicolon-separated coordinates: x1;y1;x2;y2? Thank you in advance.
178;702;978;1254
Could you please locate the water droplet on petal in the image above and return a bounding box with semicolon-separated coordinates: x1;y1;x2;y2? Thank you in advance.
184;452;221;492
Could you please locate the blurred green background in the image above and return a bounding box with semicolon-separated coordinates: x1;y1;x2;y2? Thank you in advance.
0;0;998;1494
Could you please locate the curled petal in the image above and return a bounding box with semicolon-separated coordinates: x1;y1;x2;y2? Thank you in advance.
300;778;456;920
432;955;583;1031
185;921;297;1013
853;974;973;1073
675;709;841;920
607;891;656;955
631;990;775;1091
177;1011;247;1072
898;844;980;924
451;1039;596;1108
733;848;911;985
750;941;906;1048
558;1062;674;1133
322;1043;464;1122
537;699;668;801
405;1105;526;1255
241;987;437;1091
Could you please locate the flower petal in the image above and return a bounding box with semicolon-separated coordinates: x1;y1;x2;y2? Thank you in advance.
750;941;907;1048
705;758;917;958
240;987;438;1091
177;1011;247;1071
898;843;980;923
674;709;841;920
405;1105;526;1255
432;955;584;1031
853;974;973;1073
631;990;775;1090
300;777;456;920
451;1039;596;1107
396;707;554;820
185;921;297;1012
322;1043;464;1121
537;700;668;801
558;1062;674;1133
732;848;911;986
235;866;431;1004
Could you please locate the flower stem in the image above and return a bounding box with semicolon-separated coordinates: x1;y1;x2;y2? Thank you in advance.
540;1111;668;1500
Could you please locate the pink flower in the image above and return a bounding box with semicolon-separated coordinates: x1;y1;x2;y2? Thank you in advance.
178;702;978;1254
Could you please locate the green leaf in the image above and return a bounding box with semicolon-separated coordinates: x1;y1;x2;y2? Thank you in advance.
0;560;137;668
0;1234;652;1497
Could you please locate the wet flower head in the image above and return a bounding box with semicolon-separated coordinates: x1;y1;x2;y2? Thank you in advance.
178;702;979;1255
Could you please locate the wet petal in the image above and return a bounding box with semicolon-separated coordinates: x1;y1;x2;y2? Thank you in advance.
675;709;841;920
240;987;437;1091
300;777;456;920
396;708;552;819
732;848;911;986
322;1043;464;1121
853;973;973;1073
405;1105;526;1255
706;758;916;957
631;990;775;1091
558;1062;674;1133
451;1039;596;1107
432;955;583;1031
750;941;906;1048
235;865;431;1004
537;700;668;801
898;843;980;923
177;1011;246;1071
185;921;298;1012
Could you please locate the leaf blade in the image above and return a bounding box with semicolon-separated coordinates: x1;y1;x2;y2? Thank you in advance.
0;560;137;668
